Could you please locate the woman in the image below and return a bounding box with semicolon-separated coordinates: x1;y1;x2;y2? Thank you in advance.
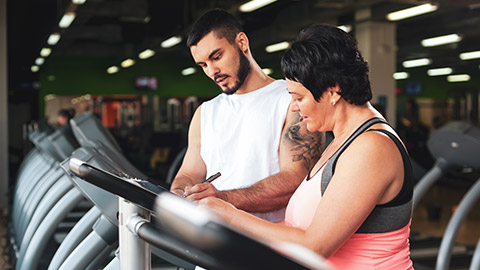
199;24;414;269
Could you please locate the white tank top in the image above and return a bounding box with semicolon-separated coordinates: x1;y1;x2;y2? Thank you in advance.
201;80;291;221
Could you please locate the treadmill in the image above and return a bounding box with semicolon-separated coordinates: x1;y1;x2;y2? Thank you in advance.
68;158;332;270
411;121;480;270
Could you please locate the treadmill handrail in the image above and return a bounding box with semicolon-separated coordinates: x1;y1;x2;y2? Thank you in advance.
69;158;162;211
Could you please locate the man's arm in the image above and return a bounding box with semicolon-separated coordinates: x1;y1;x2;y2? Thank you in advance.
217;106;325;212
169;105;207;196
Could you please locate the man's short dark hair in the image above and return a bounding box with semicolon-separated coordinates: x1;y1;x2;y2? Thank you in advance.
281;24;372;105
187;9;243;47
58;108;75;119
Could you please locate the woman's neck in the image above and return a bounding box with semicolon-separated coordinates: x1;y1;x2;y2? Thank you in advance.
331;102;381;141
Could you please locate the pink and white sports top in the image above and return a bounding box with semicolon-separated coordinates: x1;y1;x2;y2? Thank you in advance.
285;118;414;270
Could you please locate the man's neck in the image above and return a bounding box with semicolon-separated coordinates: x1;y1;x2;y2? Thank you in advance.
235;62;275;95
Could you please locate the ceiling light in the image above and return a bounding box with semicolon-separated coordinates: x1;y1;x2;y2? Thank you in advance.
421;34;462;47
181;67;196;76
40;48;51;57
459;50;480;60
44;94;56;101
393;72;409;80
239;0;277;12
427;67;453;76
138;49;155;59
387;3;438;21
35;57;45;66
121;59;135;68
265;41;289;53
447;74;470;82
262;68;273;75
31;65;40;72
107;66;119;74
337;25;352;33
59;12;76;28
72;0;86;4
402;58;432;68
47;33;61;45
161;36;182;48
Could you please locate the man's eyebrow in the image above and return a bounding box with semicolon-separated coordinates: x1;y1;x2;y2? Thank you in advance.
208;48;221;60
195;48;221;66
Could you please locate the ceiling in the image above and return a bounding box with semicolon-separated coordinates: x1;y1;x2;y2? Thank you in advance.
6;0;480;92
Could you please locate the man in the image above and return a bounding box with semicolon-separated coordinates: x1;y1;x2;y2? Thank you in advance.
57;108;75;127
170;9;324;221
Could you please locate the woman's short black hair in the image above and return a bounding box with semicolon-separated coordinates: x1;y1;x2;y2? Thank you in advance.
187;9;243;47
281;24;372;105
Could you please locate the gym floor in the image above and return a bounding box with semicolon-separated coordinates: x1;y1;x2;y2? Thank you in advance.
412;181;480;247
0;183;478;270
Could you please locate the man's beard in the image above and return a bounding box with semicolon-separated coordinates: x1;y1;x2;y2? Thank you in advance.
218;49;251;95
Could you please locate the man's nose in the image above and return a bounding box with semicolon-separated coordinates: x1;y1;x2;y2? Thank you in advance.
206;64;219;78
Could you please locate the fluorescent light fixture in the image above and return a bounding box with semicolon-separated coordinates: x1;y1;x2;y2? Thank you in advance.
161;36;182;48
387;3;438;21
72;0;86;4
427;67;453;76
47;33;61;45
44;94;56;101
265;41;289;53
239;0;277;12
459;50;480;60
421;34;462;47
262;68;273;75
107;66;119;74
138;49;155;59
181;67;196;76
31;65;40;72
402;58;432;68
35;57;45;66
121;59;135;68
40;48;52;57
393;72;409;80
337;25;352;33
59;12;76;28
447;74;470;82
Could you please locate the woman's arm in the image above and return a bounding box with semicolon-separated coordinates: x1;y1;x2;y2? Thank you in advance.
200;131;404;258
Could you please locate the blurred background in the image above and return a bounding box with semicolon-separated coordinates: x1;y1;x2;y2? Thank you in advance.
1;1;480;268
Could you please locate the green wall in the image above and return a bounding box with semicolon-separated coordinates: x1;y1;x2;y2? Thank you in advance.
395;68;480;100
39;54;480;115
39;55;222;115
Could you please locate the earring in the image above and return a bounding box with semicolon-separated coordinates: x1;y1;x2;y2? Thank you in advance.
332;101;336;106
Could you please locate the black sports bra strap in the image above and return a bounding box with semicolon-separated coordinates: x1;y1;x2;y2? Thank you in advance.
367;128;414;206
321;117;387;195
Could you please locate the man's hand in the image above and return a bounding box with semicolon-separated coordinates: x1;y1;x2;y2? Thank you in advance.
171;188;187;197
183;182;221;201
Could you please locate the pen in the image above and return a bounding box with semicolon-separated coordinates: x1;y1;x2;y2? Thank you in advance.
202;172;221;184
183;172;222;198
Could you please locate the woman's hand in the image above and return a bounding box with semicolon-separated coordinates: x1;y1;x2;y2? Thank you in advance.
198;196;238;224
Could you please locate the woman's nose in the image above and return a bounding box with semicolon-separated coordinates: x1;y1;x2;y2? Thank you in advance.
290;100;300;112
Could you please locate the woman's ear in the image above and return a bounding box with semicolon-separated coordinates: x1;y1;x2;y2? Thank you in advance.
328;85;341;106
236;32;249;53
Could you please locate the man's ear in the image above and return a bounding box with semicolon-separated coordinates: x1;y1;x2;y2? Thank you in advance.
236;32;249;53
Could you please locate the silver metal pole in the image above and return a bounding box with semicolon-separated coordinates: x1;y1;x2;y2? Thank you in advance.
118;197;151;270
436;178;480;270
413;158;449;210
